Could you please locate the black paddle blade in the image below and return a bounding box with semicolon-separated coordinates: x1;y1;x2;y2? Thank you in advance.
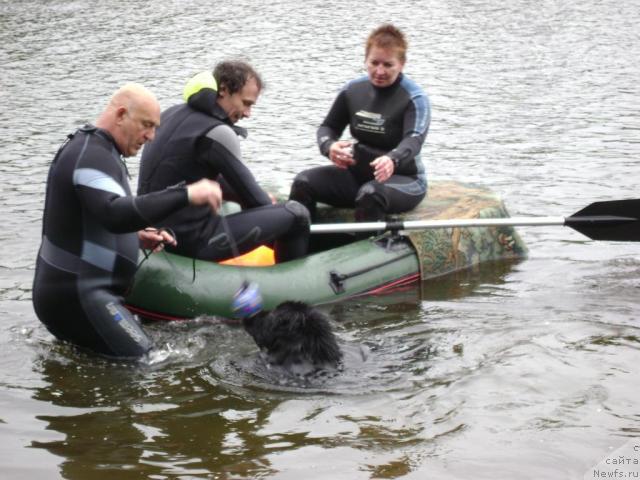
566;199;640;241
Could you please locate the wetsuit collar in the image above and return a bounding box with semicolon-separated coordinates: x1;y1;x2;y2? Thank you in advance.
98;129;121;155
372;72;403;93
187;91;248;138
81;124;125;156
209;103;248;138
84;124;131;177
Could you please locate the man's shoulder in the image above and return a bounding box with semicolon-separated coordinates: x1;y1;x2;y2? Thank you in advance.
206;122;237;138
205;123;242;156
58;126;113;160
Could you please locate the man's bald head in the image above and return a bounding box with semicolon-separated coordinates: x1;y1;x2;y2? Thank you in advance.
96;83;161;157
108;83;159;114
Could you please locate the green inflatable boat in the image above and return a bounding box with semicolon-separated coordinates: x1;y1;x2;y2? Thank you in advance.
125;181;527;320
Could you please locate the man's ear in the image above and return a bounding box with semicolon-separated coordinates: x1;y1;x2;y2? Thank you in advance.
114;106;128;123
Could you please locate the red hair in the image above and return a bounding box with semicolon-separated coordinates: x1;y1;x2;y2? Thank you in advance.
365;24;408;63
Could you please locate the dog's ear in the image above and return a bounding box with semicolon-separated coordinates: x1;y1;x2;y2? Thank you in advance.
295;305;343;366
242;311;268;345
241;314;255;332
245;301;343;370
308;324;343;365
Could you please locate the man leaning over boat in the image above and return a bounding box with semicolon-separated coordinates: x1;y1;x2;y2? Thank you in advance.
138;61;310;263
32;84;223;358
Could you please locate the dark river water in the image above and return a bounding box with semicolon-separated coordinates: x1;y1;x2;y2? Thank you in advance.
1;1;640;478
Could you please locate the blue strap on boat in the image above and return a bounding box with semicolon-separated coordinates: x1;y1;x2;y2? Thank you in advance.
219;214;264;318
231;281;263;319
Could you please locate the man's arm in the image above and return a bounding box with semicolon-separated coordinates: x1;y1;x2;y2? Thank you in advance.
202;124;271;209
74;152;221;233
74;169;189;233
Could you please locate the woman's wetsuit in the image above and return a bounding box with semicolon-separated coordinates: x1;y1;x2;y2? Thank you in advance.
289;73;431;221
32;126;190;358
138;91;309;263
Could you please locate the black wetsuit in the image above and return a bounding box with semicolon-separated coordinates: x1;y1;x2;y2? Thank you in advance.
289;73;431;221
32;126;190;358
138;91;309;262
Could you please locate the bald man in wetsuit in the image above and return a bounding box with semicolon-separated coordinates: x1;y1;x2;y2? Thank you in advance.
32;84;223;358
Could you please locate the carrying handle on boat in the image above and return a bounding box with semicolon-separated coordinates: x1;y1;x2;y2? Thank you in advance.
310;198;640;242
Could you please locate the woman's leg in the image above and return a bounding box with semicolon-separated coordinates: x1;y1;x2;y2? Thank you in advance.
355;175;427;221
289;165;361;220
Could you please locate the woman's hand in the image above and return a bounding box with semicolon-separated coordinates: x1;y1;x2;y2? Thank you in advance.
138;228;176;253
329;141;356;169
371;155;395;183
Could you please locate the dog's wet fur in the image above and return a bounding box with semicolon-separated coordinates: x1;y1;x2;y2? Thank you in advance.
242;301;342;375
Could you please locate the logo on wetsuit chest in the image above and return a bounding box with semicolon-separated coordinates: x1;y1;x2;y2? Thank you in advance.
354;110;386;135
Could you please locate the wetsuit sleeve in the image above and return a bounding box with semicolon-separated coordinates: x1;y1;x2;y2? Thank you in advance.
217;175;241;204
387;91;431;169
317;89;350;157
74;162;189;234
201;125;271;208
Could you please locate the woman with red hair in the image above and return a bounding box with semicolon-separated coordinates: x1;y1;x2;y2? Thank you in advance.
290;24;431;221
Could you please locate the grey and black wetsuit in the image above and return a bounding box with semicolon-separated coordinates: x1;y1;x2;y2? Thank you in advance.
289;72;431;221
32;126;190;358
138;90;309;262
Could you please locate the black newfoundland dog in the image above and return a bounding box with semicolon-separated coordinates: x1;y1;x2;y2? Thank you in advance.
242;301;343;375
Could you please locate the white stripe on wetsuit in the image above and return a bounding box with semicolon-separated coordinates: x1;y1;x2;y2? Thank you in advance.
73;168;126;196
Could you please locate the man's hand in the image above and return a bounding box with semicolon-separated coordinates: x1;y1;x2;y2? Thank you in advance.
187;179;222;212
138;228;176;252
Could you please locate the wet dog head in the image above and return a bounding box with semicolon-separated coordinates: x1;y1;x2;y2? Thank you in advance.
242;301;342;374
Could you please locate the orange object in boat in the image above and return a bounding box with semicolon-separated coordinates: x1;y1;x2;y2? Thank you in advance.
218;245;275;266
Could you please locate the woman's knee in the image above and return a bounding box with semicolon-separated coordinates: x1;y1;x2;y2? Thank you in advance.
354;183;388;221
289;171;313;201
355;183;387;207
